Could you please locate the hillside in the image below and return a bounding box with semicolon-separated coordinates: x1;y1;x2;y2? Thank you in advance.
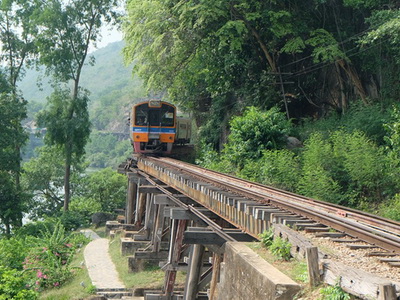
20;41;134;104
20;41;147;134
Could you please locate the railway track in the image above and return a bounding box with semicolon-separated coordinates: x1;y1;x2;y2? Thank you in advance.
136;155;400;255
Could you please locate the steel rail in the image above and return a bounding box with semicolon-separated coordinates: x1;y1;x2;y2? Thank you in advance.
158;157;400;235
142;156;400;254
136;169;236;243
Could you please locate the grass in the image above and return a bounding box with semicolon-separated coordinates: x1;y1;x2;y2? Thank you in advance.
247;242;357;300
92;225;107;238
39;246;95;300
108;233;188;290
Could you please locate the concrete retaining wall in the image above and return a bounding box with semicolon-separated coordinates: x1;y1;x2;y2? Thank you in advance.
216;242;301;300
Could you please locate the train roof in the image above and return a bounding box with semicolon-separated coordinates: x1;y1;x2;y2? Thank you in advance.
133;100;176;108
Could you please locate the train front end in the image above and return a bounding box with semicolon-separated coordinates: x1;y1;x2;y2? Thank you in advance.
131;100;176;154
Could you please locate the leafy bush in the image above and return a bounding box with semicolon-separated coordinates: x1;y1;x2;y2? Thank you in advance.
223;106;292;167
259;228;274;248
0;237;31;270
0;266;38;299
69;196;102;222
298;130;393;206
300;102;390;145
16;220;56;238
74;168;127;213
23;222;89;291
320;280;350;300
239;149;300;192
379;194;400;221
59;211;88;231
270;237;292;261
298;133;344;204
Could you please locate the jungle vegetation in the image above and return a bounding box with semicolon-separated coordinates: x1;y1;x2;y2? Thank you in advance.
1;0;400;297
123;0;400;218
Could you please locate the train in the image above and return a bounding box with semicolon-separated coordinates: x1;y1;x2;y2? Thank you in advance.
130;100;191;154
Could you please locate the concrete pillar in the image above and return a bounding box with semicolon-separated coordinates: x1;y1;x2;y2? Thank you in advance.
184;244;205;300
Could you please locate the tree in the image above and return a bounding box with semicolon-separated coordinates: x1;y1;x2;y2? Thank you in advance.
124;0;394;148
22;146;77;219
73;168;127;214
0;171;24;236
0;92;27;233
0;0;37;232
0;0;36;177
35;0;121;210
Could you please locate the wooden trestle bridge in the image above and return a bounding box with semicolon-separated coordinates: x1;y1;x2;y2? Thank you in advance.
114;155;400;300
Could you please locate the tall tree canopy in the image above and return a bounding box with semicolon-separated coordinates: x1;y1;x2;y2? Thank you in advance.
0;0;36;233
124;0;399;146
35;0;121;210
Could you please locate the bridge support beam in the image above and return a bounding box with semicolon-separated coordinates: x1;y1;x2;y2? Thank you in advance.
184;244;205;300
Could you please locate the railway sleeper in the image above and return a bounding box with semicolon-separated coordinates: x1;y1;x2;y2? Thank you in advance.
346;244;378;250
315;232;346;238
305;227;331;233
366;251;398;257
293;222;326;230
330;238;361;243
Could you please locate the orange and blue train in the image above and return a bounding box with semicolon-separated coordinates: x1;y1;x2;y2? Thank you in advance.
130;100;191;154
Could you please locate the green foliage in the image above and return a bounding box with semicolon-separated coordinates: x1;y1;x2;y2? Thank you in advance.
59;211;88;232
223;106;292;167
23;222;89;291
269;237;292;261
22;146;85;220
298;133;343;204
320;280;350;300
306;29;346;63
37;89;91;160
85;133;132;168
0;237;31;270
238;149;300;192
259;228;274;248
379;194;400;221
0;266;38;300
300;102;391;145
69;197;102;222
15;220;56;238
74;168;127;214
298;129;393;206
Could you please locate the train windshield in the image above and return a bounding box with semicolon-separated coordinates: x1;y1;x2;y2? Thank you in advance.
135;103;175;127
160;105;174;126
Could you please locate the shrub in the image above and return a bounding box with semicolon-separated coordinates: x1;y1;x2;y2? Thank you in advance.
23;222;89;291
223;106;292;167
259;228;274;248
298;133;344;203
15;220;56;238
270;237;292;261
320;280;350;300
379;194;400;221
0;266;38;300
0;237;31;270
59;211;88;231
239;149;300;192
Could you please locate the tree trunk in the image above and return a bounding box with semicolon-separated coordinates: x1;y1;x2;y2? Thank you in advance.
337;59;368;105
64;143;72;211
